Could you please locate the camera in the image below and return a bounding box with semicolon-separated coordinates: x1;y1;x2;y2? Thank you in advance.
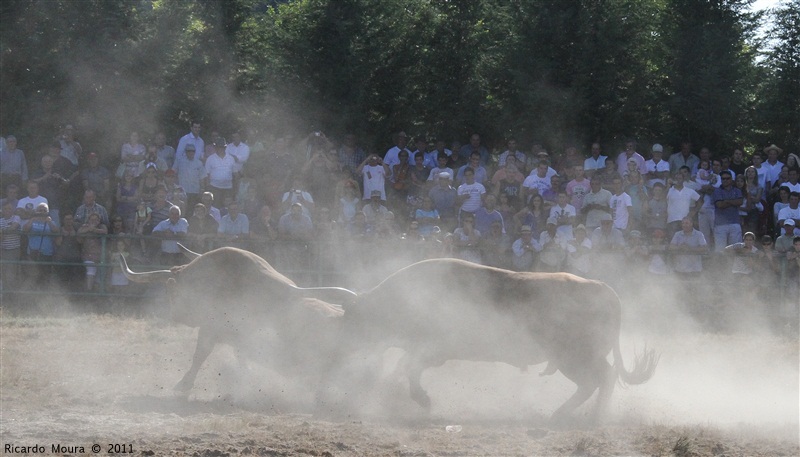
314;131;321;137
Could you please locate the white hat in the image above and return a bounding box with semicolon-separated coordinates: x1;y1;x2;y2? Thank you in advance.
652;143;663;153
784;219;795;227
438;171;452;179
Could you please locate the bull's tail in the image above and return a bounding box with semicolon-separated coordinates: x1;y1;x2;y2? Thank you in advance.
612;342;659;387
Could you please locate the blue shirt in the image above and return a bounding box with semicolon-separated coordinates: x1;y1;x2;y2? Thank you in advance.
712;186;743;226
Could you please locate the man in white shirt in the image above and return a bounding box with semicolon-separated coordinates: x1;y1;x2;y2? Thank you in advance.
456;168;486;219
762;144;785;189
176;121;204;164
203;142;236;204
583;143;607;177
645;144;670;188
666;172;702;238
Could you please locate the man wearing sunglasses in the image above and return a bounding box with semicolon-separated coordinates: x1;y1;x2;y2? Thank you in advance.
712;170;743;252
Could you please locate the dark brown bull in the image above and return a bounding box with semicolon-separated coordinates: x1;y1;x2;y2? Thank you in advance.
121;247;356;392
335;258;658;423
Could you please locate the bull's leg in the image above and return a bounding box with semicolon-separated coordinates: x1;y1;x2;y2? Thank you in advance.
539;360;558;376
397;354;432;411
549;383;596;425
174;327;215;392
590;361;616;425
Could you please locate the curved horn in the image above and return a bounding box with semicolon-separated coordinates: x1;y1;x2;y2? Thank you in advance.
291;285;358;304
177;242;201;261
119;254;174;283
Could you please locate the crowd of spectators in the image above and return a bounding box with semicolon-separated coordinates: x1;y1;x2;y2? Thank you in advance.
0;125;798;324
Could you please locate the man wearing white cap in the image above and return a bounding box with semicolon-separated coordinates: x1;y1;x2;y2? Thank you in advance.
511;225;540;271
775;219;798;252
645;144;670;188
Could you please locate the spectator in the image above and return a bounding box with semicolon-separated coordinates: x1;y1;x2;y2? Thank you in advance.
645;144;670;188
201;192;221;223
0;199;22;289
53;213;82;286
74;189;110;227
666;172;701;238
362;190;390;226
591;214;625;251
0;135;28;190
414;197;440;237
669;216;708;275
281;178;315;218
762;144;784;190
456;167;486;220
81;152;112;209
57;124;82;167
609;177;633;232
337;133;367;179
452;212;482;263
427;154;455;183
583;142;608;177
358;153;390;201
172;143;207;209
176;121;204;165
566;165;591;211
154;132;176;169
336;182;362;226
549;191;576;239
408;152;431;201
511;225;540;271
498;138;526;170
480;220;511;269
278;202;314;242
115;169;140;231
163;169;187;215
16;180;49;223
521;161;553;204
538;217;567;272
725;232;762;292
151;205;188;266
459;133;489;166
712;171;744;252
615;139;647;177
186;203;219;253
428;172;457;229
203;140;236;204
644;182;668;237
217;201;250;248
226;131;250;178
425;139;452;170
514;193;548;236
456;152;488;186
120;131;146;178
474;194;505;236
138;163;163;204
668;141;700;176
303;144;339;209
383;131;412;171
77;212;107;291
390;149;412;208
775;219;797;253
582;177;612;232
492;155;525;208
29;155;64;225
777;192;800;236
1;183;20;210
137;144;169;176
625;170;648;232
23;202;59;284
567;224;592;276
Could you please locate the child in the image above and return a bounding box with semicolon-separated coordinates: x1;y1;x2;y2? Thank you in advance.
133;201;151;256
695;159;717;187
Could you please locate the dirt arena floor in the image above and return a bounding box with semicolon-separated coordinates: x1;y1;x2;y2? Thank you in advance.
1;296;798;456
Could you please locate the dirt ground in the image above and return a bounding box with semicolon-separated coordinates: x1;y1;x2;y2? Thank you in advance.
1;306;798;456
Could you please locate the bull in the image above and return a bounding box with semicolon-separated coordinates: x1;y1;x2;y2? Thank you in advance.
120;247;357;392
331;258;658;424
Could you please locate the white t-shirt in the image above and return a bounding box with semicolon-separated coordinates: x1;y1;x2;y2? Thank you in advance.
609;192;633;230
204;153;236;189
225;142;250;173
666;186;701;223
457;182;486;213
362;164;387;200
645;159;670;188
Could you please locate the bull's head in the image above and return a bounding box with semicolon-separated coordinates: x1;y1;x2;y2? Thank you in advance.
119;253;356;317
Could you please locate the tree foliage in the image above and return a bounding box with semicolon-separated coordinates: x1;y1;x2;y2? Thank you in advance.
0;0;795;157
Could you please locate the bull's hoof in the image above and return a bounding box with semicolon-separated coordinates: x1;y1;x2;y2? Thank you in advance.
539;361;558;376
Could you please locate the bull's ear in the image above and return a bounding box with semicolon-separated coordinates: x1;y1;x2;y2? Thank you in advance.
291;285;357;306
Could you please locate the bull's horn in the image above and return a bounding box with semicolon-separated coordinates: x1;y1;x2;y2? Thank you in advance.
119;254;174;283
177;243;201;260
291;285;358;304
